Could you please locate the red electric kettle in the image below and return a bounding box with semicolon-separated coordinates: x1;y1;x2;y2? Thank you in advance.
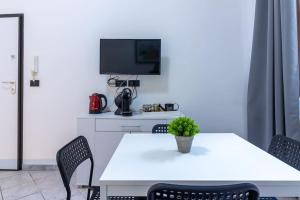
89;93;107;114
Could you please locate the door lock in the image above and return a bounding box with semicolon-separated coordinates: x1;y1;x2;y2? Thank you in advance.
1;81;16;94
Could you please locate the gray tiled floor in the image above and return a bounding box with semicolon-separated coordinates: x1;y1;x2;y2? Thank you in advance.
0;170;86;200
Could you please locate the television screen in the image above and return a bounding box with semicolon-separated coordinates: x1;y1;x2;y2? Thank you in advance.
100;39;161;75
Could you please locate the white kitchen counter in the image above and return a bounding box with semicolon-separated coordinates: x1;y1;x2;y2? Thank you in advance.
78;111;183;120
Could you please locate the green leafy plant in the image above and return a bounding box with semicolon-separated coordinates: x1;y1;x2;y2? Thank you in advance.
168;117;200;137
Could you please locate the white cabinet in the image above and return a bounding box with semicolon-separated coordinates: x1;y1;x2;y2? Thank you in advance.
76;111;183;186
95;119;166;132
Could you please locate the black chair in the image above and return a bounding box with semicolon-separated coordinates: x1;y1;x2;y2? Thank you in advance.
56;136;100;200
152;124;168;134
148;183;259;200
259;135;300;200
268;135;300;171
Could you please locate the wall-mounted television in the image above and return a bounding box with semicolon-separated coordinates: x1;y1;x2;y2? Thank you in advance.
100;39;161;75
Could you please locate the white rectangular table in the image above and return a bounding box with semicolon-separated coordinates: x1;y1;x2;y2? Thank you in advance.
99;133;300;199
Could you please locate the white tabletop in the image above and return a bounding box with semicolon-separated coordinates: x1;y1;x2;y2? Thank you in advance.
100;133;300;185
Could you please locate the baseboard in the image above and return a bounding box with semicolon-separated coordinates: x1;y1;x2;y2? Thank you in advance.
22;164;57;171
23;159;56;165
22;159;57;170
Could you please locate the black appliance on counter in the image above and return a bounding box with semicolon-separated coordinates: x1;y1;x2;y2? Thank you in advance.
114;88;133;116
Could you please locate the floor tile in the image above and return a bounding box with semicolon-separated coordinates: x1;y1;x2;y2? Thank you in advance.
1;182;38;200
70;194;85;200
18;193;44;200
29;170;60;181
40;185;80;200
0;171;23;180
34;173;63;190
0;170;90;200
78;188;87;198
0;172;33;190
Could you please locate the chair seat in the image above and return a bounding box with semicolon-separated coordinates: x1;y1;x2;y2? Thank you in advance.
90;186;100;200
260;197;277;200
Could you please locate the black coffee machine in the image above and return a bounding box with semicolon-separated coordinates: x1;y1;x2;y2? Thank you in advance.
114;88;133;116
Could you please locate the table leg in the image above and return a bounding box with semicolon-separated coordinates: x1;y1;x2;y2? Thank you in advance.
100;184;107;200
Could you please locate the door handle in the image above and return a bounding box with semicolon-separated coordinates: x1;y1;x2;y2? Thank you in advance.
120;125;141;129
1;81;15;84
1;81;16;94
120;125;141;127
120;125;141;131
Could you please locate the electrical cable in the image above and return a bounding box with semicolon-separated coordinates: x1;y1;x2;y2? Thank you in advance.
106;75;121;110
132;75;138;100
107;75;120;87
106;74;138;110
114;75;134;99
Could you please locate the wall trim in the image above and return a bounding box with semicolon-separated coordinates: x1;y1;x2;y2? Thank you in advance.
23;159;56;166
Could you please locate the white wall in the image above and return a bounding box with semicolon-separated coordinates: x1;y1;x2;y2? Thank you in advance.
0;0;256;164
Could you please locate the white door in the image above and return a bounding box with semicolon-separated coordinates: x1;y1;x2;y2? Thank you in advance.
0;17;19;169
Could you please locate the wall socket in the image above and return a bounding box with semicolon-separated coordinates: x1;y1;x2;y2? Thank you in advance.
30;80;40;87
128;80;140;87
115;80;127;87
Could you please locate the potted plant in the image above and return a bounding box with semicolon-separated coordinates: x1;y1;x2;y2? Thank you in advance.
168;117;200;153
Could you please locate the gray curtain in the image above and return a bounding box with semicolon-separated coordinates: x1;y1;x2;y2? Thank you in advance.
248;0;300;150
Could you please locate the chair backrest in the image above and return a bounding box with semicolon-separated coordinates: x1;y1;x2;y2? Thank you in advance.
152;124;168;134
147;183;259;200
56;136;94;200
268;135;300;171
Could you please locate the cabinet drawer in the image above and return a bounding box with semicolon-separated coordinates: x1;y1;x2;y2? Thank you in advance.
95;119;166;132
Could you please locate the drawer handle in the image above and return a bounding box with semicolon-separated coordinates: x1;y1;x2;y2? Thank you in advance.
120;125;141;128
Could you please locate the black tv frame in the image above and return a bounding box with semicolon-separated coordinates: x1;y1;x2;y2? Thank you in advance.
100;39;161;75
